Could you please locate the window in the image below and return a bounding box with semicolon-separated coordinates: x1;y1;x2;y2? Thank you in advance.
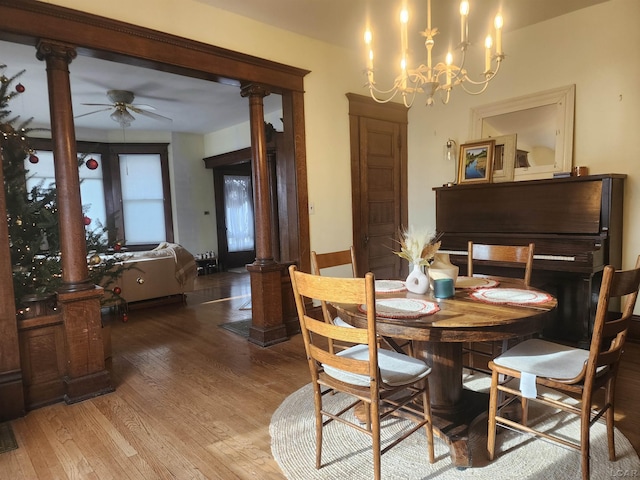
119;153;166;245
27;139;173;250
24;150;107;238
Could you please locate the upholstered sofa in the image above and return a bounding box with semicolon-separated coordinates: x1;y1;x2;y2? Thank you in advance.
105;242;197;305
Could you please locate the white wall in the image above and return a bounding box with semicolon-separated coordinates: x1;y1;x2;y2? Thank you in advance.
170;132;216;256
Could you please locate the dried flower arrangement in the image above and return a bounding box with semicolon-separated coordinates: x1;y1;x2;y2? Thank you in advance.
393;227;442;267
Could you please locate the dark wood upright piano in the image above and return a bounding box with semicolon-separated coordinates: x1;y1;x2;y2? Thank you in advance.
434;174;625;346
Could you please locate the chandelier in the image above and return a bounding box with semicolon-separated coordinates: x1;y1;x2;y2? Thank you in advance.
364;0;505;107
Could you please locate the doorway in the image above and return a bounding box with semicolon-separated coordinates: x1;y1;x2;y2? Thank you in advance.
213;163;256;270
347;93;408;279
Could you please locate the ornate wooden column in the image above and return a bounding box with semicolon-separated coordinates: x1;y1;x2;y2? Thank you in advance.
0;150;25;419
36;40;113;403
241;83;287;346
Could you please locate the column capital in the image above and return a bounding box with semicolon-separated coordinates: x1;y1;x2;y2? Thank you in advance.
240;83;271;99
36;40;77;65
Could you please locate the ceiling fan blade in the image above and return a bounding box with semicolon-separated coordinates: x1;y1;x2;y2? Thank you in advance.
129;106;172;123
81;103;114;107
74;107;113;119
129;103;156;111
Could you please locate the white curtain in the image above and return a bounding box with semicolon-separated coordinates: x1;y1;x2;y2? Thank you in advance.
224;175;254;252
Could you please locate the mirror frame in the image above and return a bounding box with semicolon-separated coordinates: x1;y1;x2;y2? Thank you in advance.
471;84;575;181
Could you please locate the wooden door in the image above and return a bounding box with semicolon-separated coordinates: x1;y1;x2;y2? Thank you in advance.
348;94;408;280
213;163;256;270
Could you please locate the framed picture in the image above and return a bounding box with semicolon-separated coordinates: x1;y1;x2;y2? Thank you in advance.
484;134;516;183
457;140;495;184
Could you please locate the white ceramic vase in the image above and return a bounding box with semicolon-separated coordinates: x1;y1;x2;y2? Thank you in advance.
428;252;459;289
405;264;429;294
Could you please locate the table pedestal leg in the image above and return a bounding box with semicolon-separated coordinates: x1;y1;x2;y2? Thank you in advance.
414;341;488;468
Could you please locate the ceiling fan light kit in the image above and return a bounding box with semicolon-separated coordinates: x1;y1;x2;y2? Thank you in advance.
110;106;135;128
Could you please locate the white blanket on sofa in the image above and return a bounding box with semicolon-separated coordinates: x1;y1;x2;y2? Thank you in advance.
152;242;197;286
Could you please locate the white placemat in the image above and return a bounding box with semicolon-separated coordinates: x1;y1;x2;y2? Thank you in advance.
456;276;500;289
470;288;552;304
359;298;439;319
374;280;407;293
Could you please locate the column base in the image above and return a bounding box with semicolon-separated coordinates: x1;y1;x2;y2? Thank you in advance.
63;370;114;405
247;323;288;347
246;262;289;346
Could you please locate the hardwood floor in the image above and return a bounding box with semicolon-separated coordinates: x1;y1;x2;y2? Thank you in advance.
1;272;638;478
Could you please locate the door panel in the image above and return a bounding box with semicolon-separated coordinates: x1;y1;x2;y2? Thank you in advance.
363;118;402;279
349;94;408;280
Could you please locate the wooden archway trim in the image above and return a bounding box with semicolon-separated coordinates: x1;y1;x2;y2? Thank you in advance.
0;0;309;92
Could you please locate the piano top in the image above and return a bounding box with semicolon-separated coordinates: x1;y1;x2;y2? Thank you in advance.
433;174;625;236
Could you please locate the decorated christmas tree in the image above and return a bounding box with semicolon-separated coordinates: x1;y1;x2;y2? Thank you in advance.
0;64;129;315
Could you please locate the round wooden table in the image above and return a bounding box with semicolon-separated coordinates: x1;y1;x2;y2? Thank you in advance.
335;277;557;468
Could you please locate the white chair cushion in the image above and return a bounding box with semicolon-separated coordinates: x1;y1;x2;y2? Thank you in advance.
333;316;355;328
323;344;431;387
493;338;589;380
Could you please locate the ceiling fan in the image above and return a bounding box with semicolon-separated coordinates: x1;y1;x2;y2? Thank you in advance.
75;90;172;128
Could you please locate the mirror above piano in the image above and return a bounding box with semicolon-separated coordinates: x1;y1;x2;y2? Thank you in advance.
471;85;575;181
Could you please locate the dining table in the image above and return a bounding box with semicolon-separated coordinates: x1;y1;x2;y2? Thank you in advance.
334;275;557;468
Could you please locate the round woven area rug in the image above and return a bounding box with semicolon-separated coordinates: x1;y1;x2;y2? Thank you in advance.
270;375;640;479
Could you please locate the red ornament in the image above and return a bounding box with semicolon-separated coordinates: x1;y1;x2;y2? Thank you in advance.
113;243;122;252
86;158;99;170
122;313;128;323
113;286;122;295
28;154;39;164
16;83;25;93
83;216;91;225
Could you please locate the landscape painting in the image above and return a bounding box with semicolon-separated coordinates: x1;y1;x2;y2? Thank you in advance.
458;140;495;184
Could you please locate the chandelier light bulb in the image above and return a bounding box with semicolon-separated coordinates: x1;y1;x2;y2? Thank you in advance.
460;1;469;45
494;13;504;55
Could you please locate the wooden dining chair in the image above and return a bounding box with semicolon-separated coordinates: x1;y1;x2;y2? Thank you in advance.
464;241;535;373
487;255;640;480
311;248;359;354
312;247;413;355
289;265;435;480
311;247;358;278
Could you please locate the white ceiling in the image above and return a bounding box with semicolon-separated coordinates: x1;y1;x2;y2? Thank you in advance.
2;0;606;135
195;0;608;51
